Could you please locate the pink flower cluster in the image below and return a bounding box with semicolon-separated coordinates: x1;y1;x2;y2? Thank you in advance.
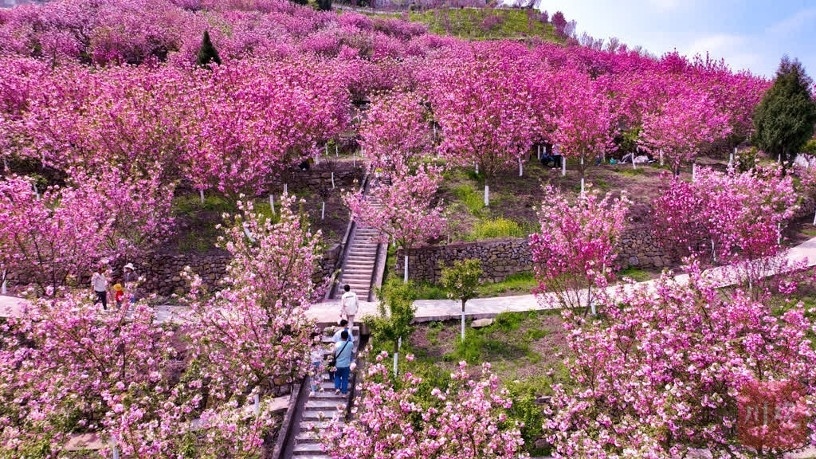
530;185;630;310
323;354;527;458
0;196;321;456
548;267;816;457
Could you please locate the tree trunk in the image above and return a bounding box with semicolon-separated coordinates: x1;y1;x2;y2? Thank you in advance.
460;299;466;341
403;254;409;283
484;183;490;207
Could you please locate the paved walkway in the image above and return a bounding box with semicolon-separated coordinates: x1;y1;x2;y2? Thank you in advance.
3;235;816;323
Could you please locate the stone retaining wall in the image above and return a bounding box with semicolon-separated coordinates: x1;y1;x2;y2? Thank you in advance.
395;226;677;284
138;244;342;297
269;160;365;192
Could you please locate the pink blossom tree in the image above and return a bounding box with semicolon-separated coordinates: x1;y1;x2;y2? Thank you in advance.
0;175;110;296
428;48;534;205
322;353;528;459
69;166;176;265
184;195;320;403
547;268;816;457
344;164;446;282
651;166;797;290
639;85;731;175
530;185;630;312
359;90;434;172
553;73;616;193
0;295;197;457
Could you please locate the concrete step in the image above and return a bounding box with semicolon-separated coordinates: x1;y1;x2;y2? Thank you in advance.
340;273;372;280
302;410;336;421
344;259;375;265
298;418;334;429
347;248;377;255
305;399;348;410
293;442;327;455
296;430;322;442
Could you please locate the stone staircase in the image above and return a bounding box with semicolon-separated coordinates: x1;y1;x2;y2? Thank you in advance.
289;331;359;458
335;199;384;302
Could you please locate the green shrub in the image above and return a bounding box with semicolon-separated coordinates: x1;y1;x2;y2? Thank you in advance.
803;138;816;155
506;377;553;456
468;218;525;240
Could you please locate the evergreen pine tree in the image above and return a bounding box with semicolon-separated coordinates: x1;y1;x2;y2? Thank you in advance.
753;56;816;167
196;30;222;68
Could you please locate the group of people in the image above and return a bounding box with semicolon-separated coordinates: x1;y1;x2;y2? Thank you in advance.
309;284;359;397
90;263;138;311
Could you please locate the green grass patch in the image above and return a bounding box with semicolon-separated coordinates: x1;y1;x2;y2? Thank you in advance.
616;166;645;176
412;281;449;300
452;184;485;216
467;217;526;240
617;267;653;282
406;8;560;41
414;272;537;299
173;193;237;216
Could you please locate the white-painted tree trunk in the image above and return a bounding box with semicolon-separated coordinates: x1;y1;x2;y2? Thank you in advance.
778;223;782;245
460;302;466;342
632;154;636;170
283;183;288;195
331;172;335;189
779;153;782;164
729;147;735;168
242;224;256;243
812;210;816;225
692;163;696;181
335;145;338;157
403;254;409;283
253;393;260;416
393;336;402;376
269;194;275;214
199;189;204;204
484;184;490;207
561;157;566;176
321;201;325;220
580;157;585;194
112;444;120;459
660;150;664;167
711;240;716;262
475;163;479;174
1;269;6;295
518;157;523;177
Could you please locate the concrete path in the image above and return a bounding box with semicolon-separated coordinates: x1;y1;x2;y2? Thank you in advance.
3;235;816;324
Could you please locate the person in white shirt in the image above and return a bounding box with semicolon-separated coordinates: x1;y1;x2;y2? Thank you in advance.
340;284;359;327
91;266;109;310
332;319;355;343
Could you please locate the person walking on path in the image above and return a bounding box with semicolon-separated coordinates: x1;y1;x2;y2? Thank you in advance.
123;263;137;305
332;319;355;343
333;330;353;395
340;284;359;328
91;266;109;310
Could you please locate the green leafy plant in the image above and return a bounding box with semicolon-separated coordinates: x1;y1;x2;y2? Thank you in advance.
440;258;483;341
367;278;416;375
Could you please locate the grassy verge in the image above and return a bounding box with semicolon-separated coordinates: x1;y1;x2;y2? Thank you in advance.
405;310;569;456
406;8;561;41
